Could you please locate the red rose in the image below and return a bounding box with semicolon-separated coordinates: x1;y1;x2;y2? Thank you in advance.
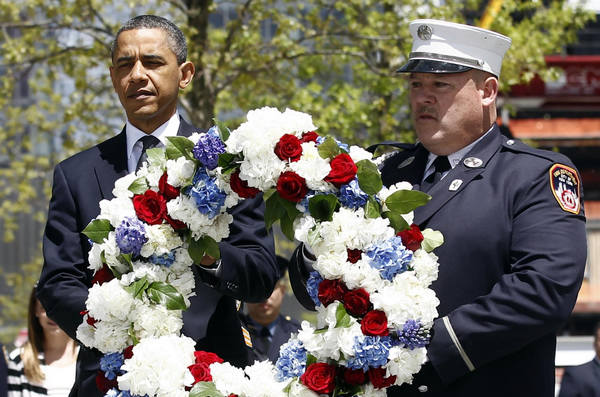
361;310;389;336
276;171;308;203
193;351;224;365
188;362;212;383
159;172;180;200
165;214;186;230
368;367;397;389
274;134;303;162
343;288;371;317
343;368;367;386
229;170;260;198
347;248;362;264
91;264;114;285
300;131;319;143
95;371;118;393
318;278;348;306
133;190;167;225
123;345;134;359
325;153;357;187
397;224;424;251
300;362;337;395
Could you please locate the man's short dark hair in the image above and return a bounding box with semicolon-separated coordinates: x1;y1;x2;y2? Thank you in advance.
111;15;187;65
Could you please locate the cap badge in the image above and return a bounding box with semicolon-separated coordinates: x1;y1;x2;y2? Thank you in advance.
463;157;483;168
417;24;433;40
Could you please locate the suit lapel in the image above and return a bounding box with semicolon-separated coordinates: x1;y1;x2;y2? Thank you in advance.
382;144;429;188
94;117;199;200
94;128;128;200
414;125;503;225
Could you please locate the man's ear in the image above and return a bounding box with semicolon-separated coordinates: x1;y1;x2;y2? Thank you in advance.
481;76;499;107
179;61;195;89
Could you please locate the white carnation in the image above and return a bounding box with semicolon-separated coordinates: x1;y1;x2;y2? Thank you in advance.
86;278;134;321
289;143;332;191
210;362;247;396
242;361;288;397
118;335;196;397
112;173;138;199
93;320;131;353
98;197;136;228
166;157;195;187
131;304;184;339
411;250;439;287
386;346;427;386
348;145;374;163
140;224;183;257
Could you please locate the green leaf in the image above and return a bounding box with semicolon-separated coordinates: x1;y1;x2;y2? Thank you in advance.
118;253;133;272
280;213;296;241
82;219;113;243
306;354;317;366
385;190;431;214
308;194;339;222
317;137;341;159
128;323;139;345
314;327;328;334
166;136;195;160
364;197;381;219
421;228;444;253
189;382;225;397
128;177;149;195
335;303;352;328
384;211;410;233
264;193;287;230
124;276;149;300
147;281;187;310
217;152;237;171
146;147;165;164
188;235;221;263
213;119;230;142
356;159;382;195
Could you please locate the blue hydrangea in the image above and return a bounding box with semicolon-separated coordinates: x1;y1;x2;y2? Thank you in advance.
115;218;147;257
338;178;369;210
306;271;323;307
149;252;176;267
189;168;227;219
396;319;430;350
297;190;317;214
346;336;392;371
100;352;124;380
366;236;413;281
192;129;226;170
275;339;307;381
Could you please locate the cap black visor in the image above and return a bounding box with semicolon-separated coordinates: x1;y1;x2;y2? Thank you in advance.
396;59;472;74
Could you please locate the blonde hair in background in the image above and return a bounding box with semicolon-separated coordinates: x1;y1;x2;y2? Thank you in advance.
21;288;45;384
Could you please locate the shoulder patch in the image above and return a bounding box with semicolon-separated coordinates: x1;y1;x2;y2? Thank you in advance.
549;164;581;214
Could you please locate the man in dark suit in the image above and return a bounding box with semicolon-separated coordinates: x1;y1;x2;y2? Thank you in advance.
289;19;587;396
241;256;300;364
559;322;600;397
37;15;278;397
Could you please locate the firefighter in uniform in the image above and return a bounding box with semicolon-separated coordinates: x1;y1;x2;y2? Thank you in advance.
289;19;587;396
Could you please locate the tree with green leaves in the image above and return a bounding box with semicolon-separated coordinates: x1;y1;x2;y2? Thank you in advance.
0;0;593;341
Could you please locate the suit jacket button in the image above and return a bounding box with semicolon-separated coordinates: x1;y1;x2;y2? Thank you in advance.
418;385;428;393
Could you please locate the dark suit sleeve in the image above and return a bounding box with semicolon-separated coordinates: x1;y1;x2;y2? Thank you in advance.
199;194;278;302
288;244;316;311
428;164;587;385
558;366;581;397
37;163;90;340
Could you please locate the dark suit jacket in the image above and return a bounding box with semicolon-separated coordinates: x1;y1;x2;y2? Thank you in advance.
559;358;600;397
241;314;301;363
290;125;587;396
37;118;278;397
0;344;7;397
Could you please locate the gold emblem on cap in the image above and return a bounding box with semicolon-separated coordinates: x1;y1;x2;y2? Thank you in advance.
417;24;433;40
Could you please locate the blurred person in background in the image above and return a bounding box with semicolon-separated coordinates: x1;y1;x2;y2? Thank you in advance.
558;321;600;397
241;255;300;363
7;288;78;397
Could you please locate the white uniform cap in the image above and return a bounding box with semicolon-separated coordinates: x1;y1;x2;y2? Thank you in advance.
397;19;512;77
